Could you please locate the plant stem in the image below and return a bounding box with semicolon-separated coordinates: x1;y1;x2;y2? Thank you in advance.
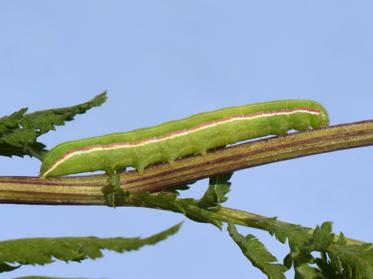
0;120;372;245
1;120;373;204
213;207;364;245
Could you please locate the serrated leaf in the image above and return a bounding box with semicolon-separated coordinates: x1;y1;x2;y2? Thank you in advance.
294;263;323;279
21;92;107;135
198;172;232;209
263;219;373;279
314;252;343;279
0;222;181;273
127;192;223;229
1;128;38;147
0;108;27;135
326;241;373;279
311;222;334;252
227;223;287;279
258;219;336;276
129;192;186;214
0;92;107;159
0;262;19;272
258;217;312;250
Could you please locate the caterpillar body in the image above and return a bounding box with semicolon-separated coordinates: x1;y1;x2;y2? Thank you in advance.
40;100;329;177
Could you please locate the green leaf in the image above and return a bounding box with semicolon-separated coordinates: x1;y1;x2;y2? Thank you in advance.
262;218;373;279
325;239;373;279
314;252;343;279
258;219;333;276
292;222;336;278
0;108;35;157
258;217;312;250
0;222;181;273
294;263;324;279
227;223;287;279
0;108;27;135
198;172;232;209
182;203;222;228
163;184;191;195
311;222;335;252
0;92;107;159
0;262;19;272
21;92;107;135
127;192;223;229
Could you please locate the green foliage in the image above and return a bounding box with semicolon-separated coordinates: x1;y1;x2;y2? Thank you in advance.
0;262;19;272
0;92;107;159
108;176;373;279
2;93;372;278
259;219;329;277
310;222;335;252
0;222;181;273
317;238;373;279
163;184;191;194
126;191;223;229
227;223;287;279
255;219;373;279
112;174;234;229
21;93;107;136
198;172;232;209
258;218;312;250
0;108;34;158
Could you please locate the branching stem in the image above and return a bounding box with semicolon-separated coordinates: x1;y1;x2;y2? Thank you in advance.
0;120;372;244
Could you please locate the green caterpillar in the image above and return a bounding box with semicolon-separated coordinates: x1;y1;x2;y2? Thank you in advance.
40;100;329;178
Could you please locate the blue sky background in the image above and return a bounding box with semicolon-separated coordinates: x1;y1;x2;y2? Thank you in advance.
1;1;373;278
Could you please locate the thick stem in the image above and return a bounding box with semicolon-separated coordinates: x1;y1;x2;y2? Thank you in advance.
0;120;372;205
1;120;372;246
